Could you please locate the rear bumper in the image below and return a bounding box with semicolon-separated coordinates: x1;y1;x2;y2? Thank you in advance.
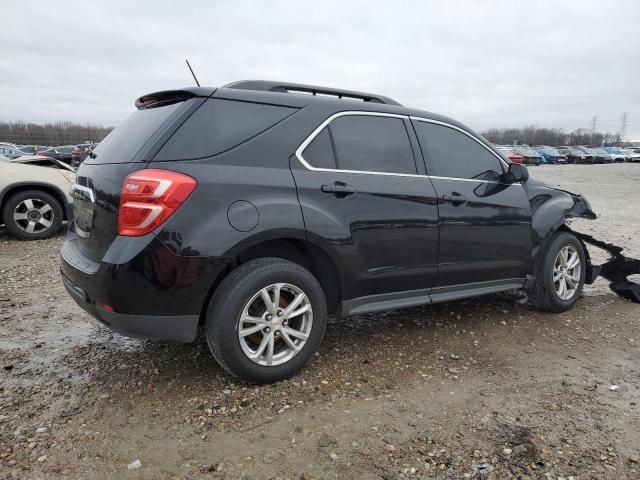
59;227;229;342
61;272;198;342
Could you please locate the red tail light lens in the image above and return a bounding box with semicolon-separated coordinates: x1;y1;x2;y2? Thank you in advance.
118;169;197;236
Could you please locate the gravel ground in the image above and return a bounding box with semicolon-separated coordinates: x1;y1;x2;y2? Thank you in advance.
1;164;639;480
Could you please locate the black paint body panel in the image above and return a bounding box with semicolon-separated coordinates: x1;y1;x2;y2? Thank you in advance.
60;85;594;342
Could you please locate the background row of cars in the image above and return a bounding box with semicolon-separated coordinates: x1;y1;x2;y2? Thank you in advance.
0;142;96;169
495;144;640;165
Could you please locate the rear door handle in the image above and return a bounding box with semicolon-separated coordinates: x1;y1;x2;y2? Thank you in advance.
321;183;356;197
441;193;467;205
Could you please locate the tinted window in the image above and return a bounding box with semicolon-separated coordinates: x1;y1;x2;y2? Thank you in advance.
86;101;183;164
413;122;503;180
157;99;297;160
302;127;336;169
328;115;416;174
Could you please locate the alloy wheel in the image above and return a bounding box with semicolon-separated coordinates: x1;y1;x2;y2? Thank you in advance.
553;245;581;300
237;283;313;366
13;198;55;234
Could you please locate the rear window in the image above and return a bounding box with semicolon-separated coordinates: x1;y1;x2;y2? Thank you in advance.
154;99;297;160
85;101;183;164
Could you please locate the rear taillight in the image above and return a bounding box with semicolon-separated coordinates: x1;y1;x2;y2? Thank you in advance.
118;169;197;237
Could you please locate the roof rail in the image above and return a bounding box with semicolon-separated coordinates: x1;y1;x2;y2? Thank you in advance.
223;80;402;106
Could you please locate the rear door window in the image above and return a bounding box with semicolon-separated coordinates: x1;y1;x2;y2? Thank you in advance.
155;99;297;160
326;115;417;174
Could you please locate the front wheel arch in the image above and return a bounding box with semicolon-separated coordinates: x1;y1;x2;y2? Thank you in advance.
0;182;70;221
1;189;64;240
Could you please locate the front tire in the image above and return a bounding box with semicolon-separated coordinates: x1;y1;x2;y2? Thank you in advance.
1;190;63;240
205;258;327;383
529;232;586;312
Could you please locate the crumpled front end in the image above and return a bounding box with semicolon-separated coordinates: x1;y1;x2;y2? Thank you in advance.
565;193;640;303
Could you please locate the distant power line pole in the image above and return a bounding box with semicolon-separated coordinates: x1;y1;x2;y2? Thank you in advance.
590;116;599;133
620;112;630;143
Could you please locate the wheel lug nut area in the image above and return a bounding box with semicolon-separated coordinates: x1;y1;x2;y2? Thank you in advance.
238;283;313;367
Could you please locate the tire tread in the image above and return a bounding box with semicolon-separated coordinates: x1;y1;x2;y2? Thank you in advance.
529;231;585;312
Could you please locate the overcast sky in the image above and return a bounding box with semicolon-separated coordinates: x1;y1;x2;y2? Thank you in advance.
1;0;639;138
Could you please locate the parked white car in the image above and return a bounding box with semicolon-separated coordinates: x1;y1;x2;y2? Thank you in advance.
0;156;75;239
620;149;640;162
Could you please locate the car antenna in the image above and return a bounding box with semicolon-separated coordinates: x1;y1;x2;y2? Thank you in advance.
185;59;201;87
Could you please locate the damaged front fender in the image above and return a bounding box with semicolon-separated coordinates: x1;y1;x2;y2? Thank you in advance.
528;181;640;303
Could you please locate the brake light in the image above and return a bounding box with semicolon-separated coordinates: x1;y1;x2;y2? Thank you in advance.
118;169;197;236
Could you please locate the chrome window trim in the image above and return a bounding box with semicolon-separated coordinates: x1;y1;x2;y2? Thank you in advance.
294;110;516;185
295;111;426;178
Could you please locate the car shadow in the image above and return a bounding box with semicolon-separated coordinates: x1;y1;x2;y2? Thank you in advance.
76;289;535;396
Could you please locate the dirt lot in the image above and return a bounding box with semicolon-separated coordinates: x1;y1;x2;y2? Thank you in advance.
1;164;639;480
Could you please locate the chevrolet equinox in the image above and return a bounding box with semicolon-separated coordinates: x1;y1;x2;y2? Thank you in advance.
61;81;605;383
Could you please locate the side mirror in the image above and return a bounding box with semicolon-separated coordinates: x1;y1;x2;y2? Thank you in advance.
506;163;529;183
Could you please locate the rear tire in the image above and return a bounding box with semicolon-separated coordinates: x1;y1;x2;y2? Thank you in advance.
205;258;327;383
2;190;63;240
528;232;586;312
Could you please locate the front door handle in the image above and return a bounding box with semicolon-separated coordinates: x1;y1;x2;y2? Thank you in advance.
441;193;467;205
321;183;356;197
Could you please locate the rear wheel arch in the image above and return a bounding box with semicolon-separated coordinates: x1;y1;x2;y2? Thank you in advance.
199;237;342;325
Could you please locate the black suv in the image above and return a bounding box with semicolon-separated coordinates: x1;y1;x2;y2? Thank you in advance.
61;81;598;383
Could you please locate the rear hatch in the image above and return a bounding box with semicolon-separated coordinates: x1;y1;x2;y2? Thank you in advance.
72;90;210;261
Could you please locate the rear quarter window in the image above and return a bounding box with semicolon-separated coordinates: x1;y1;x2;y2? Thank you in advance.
154;99;297;160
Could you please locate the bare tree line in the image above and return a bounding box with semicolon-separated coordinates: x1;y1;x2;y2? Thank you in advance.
481;125;622;147
0;121;113;147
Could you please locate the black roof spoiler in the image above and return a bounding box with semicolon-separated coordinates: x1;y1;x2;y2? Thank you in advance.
135;87;215;109
222;80;402;106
